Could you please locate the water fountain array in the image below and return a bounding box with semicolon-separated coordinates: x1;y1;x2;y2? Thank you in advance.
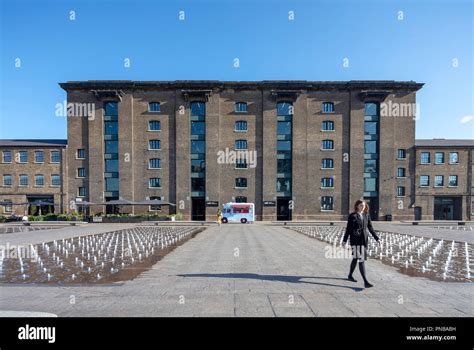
0;226;202;284
289;226;473;282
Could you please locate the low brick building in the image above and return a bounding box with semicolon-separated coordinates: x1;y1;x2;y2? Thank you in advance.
414;139;474;221
0;139;67;216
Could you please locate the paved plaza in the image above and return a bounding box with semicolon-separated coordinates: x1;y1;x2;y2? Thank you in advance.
0;223;472;317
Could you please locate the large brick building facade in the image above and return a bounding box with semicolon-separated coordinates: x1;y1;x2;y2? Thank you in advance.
1;80;472;221
57;80;423;221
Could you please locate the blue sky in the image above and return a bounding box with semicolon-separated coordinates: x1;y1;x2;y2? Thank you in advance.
0;0;472;139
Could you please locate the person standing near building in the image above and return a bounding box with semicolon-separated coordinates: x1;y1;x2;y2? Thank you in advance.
216;208;223;226
343;199;380;288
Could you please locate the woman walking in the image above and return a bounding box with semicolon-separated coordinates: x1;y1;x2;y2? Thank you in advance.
342;200;380;288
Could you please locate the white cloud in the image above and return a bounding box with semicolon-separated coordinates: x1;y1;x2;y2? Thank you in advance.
460;115;473;124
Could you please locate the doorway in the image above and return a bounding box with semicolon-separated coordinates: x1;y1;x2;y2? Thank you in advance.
364;197;379;221
434;196;462;220
192;197;206;221
277;197;292;221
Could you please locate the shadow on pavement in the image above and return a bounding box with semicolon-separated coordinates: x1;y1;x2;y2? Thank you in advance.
177;273;365;291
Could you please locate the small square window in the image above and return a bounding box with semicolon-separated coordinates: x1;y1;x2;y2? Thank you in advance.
235;102;248;113
149;102;161;112
322;102;334;113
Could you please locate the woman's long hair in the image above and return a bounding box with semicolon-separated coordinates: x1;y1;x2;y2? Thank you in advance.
353;199;369;214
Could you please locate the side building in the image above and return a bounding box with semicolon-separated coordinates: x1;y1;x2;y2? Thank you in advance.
414;139;474;221
0;139;67;216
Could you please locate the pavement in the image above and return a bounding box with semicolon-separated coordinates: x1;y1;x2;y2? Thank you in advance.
0;223;472;317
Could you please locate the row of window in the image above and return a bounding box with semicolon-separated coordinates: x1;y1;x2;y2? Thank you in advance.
145;101;336;114
419;175;458;187
1;150;61;164
419;152;459;165
2;174;60;187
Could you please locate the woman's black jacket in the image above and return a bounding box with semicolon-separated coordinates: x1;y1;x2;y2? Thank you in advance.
343;212;380;247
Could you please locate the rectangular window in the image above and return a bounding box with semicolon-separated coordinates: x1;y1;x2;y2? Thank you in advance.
104;102;118;116
19;175;28;186
322;158;334;169
448;175;458;187
434;175;444;187
148;140;161;150
435;152;444;164
364;160;377;173
106;178;119;191
191;178;205;192
3;174;12;186
77;149;86;159
365;141;377;154
364;103;378;116
191;102;206;117
77;168;86;178
235;121;248;132
420;152;430;164
322;102;334;113
322;140;334;150
364;178;377;192
191;140;205;154
397;186;405;197
277;140;291;153
105;159;118;173
235;139;248;150
4;199;12;213
105;141;118;154
277;121;292;135
276;178;291;192
19;151;28;163
364;121;377;135
191;121;205;135
149;196;162;211
321;196;333;210
35;151;44;163
321;177;334;188
191;159;205;173
35;174;45;186
235;196;247;203
420;175;430;186
277;102;293;116
397;168;406;177
149;178;161;188
235;158;248;169
50;151;60;163
149;158;161;169
397;149;406;159
148;121;161;131
104;121;118;135
235;177;248;188
449;152;459;164
277;159;292;174
51;174;60;186
235;102;248;113
149;102;160;112
2;151;12;163
322;121;334;131
78;187;87;197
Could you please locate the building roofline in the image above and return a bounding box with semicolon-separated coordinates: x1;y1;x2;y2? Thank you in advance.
59;80;424;92
415;139;474;147
0;139;67;147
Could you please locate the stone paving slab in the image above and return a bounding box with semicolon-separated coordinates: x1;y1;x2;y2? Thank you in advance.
0;223;472;317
